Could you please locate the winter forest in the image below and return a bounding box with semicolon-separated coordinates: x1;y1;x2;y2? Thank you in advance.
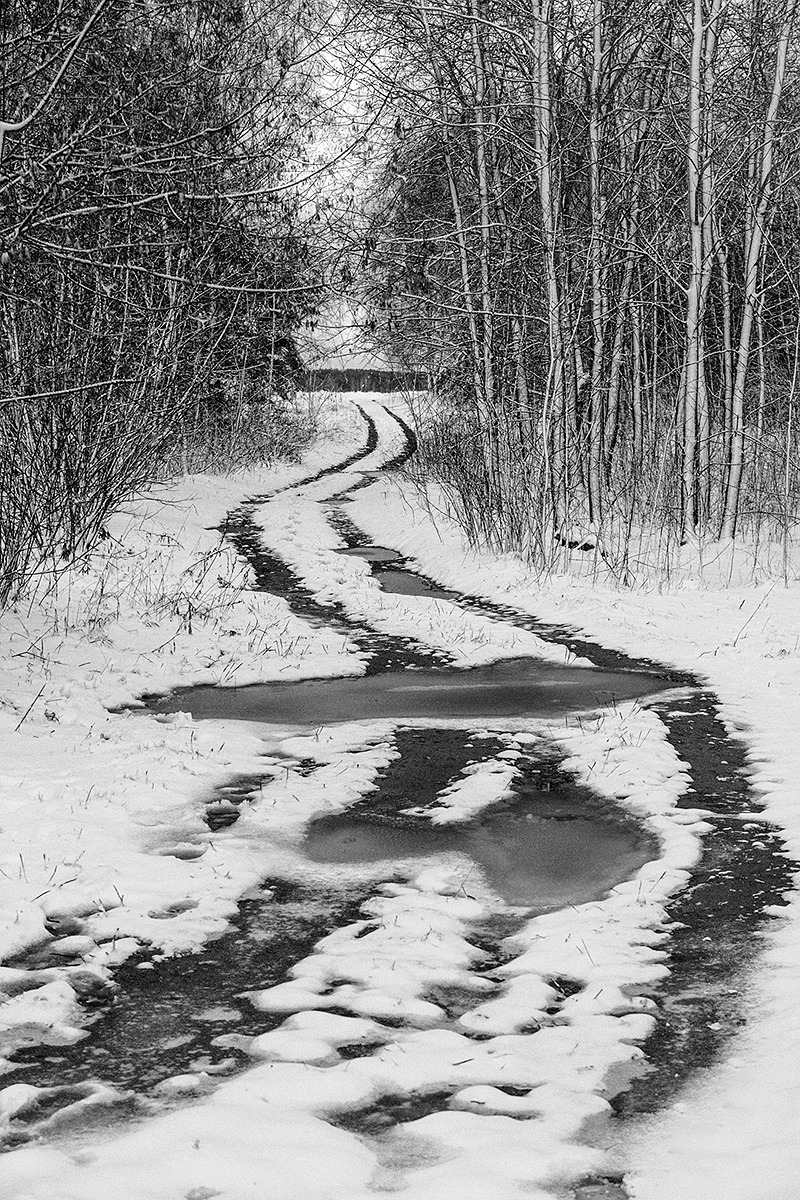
2;0;800;593
5;4;800;1197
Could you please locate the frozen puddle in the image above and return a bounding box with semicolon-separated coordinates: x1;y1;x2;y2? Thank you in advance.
305;799;653;911
337;544;458;599
373;567;457;599
300;726;655;914
151;657;664;725
305;804;650;909
336;546;400;563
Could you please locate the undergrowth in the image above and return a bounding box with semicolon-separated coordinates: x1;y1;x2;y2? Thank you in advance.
405;396;800;587
0;395;318;609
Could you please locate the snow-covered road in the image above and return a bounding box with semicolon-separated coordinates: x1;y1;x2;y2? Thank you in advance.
0;395;796;1200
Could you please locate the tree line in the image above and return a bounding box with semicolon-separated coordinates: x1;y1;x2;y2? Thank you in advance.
0;0;323;601
5;0;798;598
358;0;800;571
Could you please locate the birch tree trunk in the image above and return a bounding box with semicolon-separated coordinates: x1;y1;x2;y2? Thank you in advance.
721;0;798;537
681;0;723;533
532;0;568;532
418;2;486;457
587;0;605;526
468;0;503;520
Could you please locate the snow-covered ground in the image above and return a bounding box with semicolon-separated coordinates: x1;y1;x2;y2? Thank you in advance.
0;393;796;1199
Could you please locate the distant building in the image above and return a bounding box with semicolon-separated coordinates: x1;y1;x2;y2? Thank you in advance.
301;364;427;392
299;300;427;392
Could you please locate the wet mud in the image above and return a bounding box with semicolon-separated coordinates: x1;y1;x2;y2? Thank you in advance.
219;510;453;675
325;506;688;686
612;690;795;1115
3;880;369;1145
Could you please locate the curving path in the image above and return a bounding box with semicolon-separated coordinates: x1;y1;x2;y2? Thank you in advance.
2;401;795;1200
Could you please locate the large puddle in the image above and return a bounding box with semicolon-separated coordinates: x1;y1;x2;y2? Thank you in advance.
304;801;653;910
151;657;664;725
302;726;656;910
